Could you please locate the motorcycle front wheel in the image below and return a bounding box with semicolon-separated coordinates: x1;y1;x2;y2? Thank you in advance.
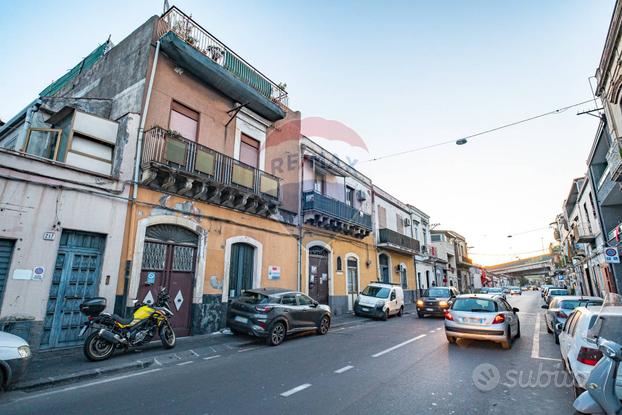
160;323;176;349
84;332;115;361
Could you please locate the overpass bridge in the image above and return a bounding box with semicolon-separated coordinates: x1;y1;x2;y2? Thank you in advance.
486;255;552;282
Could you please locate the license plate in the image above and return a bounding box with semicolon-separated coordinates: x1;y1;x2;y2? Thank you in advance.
79;324;88;337
426;308;434;312
466;318;483;324
234;316;248;324
362;307;369;312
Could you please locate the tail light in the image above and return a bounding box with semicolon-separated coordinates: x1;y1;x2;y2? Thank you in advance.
255;305;273;313
492;314;505;324
556;311;568;319
577;347;603;366
444;311;454;321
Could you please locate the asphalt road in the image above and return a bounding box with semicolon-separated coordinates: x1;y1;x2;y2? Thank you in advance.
0;291;575;414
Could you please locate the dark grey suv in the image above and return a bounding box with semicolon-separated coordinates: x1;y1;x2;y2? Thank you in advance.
227;288;332;346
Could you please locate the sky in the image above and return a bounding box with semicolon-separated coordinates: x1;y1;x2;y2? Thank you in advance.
0;0;615;265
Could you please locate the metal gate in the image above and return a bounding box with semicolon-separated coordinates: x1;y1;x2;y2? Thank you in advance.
308;246;329;305
138;224;197;337
0;239;15;311
41;230;106;348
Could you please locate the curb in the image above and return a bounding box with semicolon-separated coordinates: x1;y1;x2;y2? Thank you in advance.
11;359;154;392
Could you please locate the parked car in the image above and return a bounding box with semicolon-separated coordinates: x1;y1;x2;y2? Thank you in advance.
476;287;490;294
559;305;622;396
227;288;331;346
415;286;460;318
444;294;520;349
486;287;507;300
0;331;31;390
541;284;556;298
542;296;603;344
510;286;522;295
502;287;511;295
545;288;569;305
355;282;404;320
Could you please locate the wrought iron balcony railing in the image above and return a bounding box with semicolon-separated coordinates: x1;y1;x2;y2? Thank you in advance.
158;6;288;107
606;140;622;182
142;127;279;200
378;228;421;253
302;191;372;230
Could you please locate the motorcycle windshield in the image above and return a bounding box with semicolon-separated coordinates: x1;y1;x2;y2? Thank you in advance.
587;293;622;344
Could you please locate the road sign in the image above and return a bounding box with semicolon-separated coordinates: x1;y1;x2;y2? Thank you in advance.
268;265;281;280
605;247;620;264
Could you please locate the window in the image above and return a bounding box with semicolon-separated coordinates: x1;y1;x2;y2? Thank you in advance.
345;186;355;207
379;254;390;283
377;205;387;228
390;290;396;301
170;101;199;141
396;214;403;234
23;128;62;160
239;134;260;168
314;171;325;194
569;311;582;336
452;298;497;312
296;293;313;306
431;234;442;242
281;293;297;305
361;285;389;298
400;266;407;289
336;256;343;273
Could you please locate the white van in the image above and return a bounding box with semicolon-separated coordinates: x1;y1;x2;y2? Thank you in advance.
353;282;404;320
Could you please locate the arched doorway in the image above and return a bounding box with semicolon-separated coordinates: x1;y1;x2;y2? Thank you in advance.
379;253;390;283
138;224;198;337
228;242;255;299
308;245;329;305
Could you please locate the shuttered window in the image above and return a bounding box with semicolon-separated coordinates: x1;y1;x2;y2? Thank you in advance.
378;205;387;228
170;101;199;141
239;134;260;168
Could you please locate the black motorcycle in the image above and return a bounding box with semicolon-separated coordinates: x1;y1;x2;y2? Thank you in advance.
79;287;176;361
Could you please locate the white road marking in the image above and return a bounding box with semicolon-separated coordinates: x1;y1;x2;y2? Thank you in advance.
372;334;427;358
429;330;436;333
531;312;562;362
177;361;193;366
280;383;312;397
334;365;354;374
531;313;541;359
204;354;221;360
189;349;199;356
238;347;258;353
11;369;162;402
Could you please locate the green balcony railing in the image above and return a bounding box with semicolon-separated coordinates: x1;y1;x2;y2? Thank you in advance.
302;191;372;230
378;228;420;252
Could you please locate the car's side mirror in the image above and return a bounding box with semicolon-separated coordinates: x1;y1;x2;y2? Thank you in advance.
512;307;520;313
311;301;319;307
541;305;549;309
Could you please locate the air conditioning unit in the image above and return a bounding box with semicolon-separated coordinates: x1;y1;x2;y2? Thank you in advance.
403;218;411;227
356;189;367;201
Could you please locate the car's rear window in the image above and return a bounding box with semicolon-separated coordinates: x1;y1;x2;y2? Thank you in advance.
549;289;569;296
362;286;390;298
239;292;271;304
452;298;498;312
559;300;603;310
423;288;450;297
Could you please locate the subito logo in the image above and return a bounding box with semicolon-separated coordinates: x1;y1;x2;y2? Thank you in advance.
472;363;500;392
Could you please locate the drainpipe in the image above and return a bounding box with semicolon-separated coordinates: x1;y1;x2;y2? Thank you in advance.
133;40;161;200
297;145;304;292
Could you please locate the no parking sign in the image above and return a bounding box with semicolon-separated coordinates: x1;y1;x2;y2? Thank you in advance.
605;247;620;264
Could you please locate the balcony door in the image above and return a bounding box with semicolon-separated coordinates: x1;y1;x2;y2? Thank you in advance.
239;134;260;168
308;246;329;305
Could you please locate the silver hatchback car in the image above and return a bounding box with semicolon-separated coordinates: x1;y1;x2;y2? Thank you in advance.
444;294;520;349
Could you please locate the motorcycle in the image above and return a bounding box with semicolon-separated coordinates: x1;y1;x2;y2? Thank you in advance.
79;287;176;361
573;293;622;415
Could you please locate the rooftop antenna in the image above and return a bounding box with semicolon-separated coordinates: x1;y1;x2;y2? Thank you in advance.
163;0;170;13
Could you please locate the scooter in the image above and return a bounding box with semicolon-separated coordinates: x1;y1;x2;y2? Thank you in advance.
573;338;622;414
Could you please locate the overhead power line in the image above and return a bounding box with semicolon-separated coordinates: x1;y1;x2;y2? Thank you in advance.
366;98;598;162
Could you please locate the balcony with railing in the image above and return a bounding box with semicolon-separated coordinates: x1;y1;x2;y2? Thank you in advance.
157;7;287;121
572;223;597;243
302;191;372;238
377;228;420;254
141;127;280;216
458;256;473;266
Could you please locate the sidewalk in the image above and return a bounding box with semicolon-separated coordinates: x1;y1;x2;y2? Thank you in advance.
11;309;386;391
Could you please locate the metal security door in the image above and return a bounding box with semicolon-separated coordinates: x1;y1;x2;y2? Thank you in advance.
42;231;105;349
228;243;255;299
308;247;329;305
0;239;15;311
138;241;196;337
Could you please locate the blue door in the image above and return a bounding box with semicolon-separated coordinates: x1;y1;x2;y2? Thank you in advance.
41;230;106;349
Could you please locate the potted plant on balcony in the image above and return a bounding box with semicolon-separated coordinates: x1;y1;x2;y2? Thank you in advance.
205;45;225;65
